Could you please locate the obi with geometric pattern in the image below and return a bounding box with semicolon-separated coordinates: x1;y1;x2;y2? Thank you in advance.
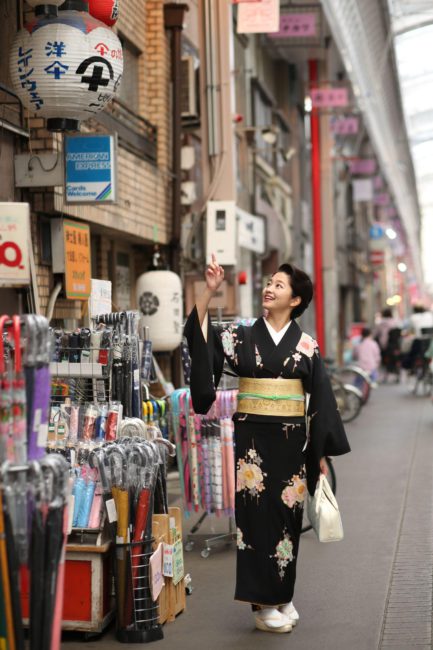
237;377;305;417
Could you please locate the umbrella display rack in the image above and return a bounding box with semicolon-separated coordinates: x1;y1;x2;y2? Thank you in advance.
113;538;163;643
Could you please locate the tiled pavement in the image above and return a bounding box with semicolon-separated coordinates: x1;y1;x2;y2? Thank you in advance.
61;380;433;650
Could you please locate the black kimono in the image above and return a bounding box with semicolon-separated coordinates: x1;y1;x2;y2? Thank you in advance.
184;308;350;607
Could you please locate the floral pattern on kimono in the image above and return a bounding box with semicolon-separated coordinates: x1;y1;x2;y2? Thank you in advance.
271;530;294;580
236;445;267;499
281;466;307;510
237;527;253;551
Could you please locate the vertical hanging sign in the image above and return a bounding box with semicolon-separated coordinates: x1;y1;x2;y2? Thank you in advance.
63;219;92;300
0;203;30;286
64;134;117;204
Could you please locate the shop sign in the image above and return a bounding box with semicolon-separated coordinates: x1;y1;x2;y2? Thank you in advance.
64;134;117;204
271;12;317;38
0;203;30;286
374;192;391;206
89;279;112;318
237;208;266;254
237;0;279;34
373;175;383;190
349;158;376;175
353;179;373;203
64;219;91;300
330;116;359;135
370;250;385;266
369;224;384;240
310;88;349;108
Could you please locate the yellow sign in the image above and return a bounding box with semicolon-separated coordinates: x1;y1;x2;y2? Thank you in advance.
64;219;91;300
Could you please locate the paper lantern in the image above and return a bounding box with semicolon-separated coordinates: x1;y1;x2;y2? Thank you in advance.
9;6;123;131
136;271;184;352
88;0;119;26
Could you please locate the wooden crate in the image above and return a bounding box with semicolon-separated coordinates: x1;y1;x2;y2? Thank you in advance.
152;506;186;624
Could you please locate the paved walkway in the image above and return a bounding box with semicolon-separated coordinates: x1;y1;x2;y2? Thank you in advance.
62;381;433;650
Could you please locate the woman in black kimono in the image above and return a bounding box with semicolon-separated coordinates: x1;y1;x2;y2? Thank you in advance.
184;254;350;634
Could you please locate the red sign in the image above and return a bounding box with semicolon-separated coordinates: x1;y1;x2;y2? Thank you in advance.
270;12;317;38
349;159;376;175
310;88;349;108
370;250;385;266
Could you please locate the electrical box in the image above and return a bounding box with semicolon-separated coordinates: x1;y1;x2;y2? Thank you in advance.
14;153;64;188
206;201;237;266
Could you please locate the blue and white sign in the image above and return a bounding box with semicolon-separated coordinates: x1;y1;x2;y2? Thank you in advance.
64;134;117;204
369;224;384;240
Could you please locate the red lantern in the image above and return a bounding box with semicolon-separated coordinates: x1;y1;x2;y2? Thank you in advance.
88;0;118;26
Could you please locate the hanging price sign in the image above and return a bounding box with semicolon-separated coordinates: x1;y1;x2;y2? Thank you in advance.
0;203;30;286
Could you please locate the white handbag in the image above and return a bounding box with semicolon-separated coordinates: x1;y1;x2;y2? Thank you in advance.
306;474;344;542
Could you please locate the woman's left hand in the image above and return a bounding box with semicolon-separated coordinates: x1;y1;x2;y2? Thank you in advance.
319;457;329;476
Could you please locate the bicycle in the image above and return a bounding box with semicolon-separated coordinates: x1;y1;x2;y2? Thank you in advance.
301;456;336;534
329;372;363;423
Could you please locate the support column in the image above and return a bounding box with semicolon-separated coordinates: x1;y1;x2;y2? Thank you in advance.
309;60;325;353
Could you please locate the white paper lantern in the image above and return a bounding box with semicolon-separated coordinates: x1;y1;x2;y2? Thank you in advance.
9;7;123;131
136;271;184;352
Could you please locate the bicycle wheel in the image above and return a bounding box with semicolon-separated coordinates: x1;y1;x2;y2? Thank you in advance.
335;365;372;404
301;458;336;534
340;385;363;423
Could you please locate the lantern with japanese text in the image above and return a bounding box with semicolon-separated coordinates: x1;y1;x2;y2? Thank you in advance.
10;2;123;131
88;0;119;26
136;271;184;352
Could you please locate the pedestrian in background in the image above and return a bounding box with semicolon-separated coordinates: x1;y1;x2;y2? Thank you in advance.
373;308;400;353
354;328;381;386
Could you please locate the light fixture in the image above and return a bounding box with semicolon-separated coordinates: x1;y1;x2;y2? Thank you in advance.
397;262;407;273
386;294;402;306
304;96;312;113
385;227;397;240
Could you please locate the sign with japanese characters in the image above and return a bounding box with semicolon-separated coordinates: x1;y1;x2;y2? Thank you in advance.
330;116;359;135
310;87;349;108
237;0;279;33
270;12;317;38
63;219;91;300
64;134;117;204
349;158;377;175
0;203;30;286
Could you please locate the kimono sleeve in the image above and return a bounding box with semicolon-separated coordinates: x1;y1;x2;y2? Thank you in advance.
305;350;351;495
183;306;225;414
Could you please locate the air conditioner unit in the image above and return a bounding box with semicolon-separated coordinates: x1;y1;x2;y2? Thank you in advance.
206;201;237;266
180;56;198;119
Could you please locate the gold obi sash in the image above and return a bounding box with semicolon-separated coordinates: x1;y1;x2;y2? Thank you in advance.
237;377;305;417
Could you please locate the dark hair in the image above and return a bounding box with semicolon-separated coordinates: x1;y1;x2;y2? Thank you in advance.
361;327;371;338
382;308;393;318
276;264;313;319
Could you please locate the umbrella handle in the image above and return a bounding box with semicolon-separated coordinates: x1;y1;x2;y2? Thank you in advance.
12;316;22;374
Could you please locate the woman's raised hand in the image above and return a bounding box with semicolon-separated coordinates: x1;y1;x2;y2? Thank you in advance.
205;253;225;293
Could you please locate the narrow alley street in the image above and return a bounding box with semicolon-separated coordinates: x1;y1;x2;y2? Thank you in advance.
62;380;433;650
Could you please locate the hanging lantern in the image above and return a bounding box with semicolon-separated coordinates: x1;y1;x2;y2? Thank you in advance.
9;0;123;131
136;271;184;353
88;0;119;26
